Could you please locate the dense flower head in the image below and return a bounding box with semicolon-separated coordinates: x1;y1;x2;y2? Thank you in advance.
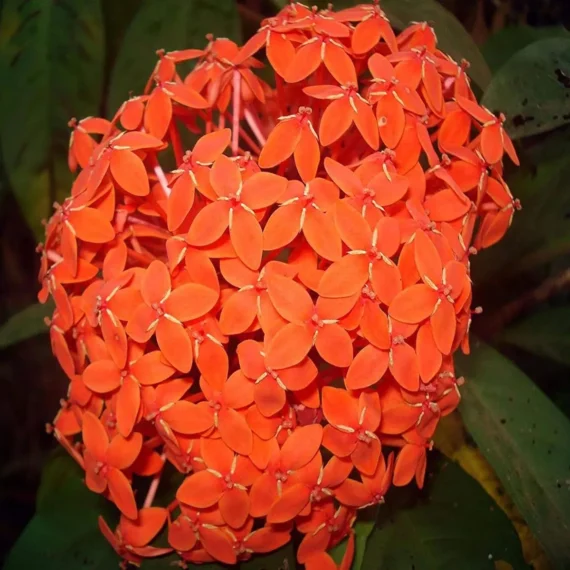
38;1;519;567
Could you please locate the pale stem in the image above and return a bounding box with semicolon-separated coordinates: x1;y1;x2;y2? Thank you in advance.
143;455;165;508
231;69;241;156
244;106;267;147
153;164;171;198
46;250;63;264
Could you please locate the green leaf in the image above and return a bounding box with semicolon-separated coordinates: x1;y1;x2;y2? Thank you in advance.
481;25;570;74
361;457;527;570
107;0;242;116
0;0;105;238
271;0;491;90
500;306;570;367
329;515;376;570
0;302;53;349
482;38;570;140
457;340;570;569
4;452;118;570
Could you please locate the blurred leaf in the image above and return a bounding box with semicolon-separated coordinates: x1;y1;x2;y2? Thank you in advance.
107;0;242;116
272;0;491;89
482;25;570;74
0;0;105;238
328;513;377;569
361;458;526;570
500;306;570;367
4;452;117;570
0;301;53;349
457;341;570;569
482;38;570;140
436;412;550;570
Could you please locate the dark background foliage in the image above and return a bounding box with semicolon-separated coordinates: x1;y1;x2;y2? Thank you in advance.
1;0;570;568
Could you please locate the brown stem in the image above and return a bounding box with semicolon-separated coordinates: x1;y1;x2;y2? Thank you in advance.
479;268;570;337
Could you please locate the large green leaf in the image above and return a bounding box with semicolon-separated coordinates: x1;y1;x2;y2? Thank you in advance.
361;457;526;570
107;0;241;116
0;0;105;238
500;306;570;367
0;302;53;349
4;453;117;570
481;25;570;74
482;38;570;140
457;341;570;569
272;0;490;90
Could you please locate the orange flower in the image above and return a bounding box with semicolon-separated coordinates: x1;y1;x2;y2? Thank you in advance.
39;2;519;565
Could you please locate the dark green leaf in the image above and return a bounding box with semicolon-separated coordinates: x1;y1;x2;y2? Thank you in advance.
482;38;570;140
500;306;570;367
481;25;570;74
361;458;527;570
272;0;490;89
0;0;105;238
0;301;53;349
107;0;242;116
4;452;118;570
457;341;570;569
329;514;376;570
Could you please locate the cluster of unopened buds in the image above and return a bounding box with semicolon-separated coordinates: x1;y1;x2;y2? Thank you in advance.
38;1;519;567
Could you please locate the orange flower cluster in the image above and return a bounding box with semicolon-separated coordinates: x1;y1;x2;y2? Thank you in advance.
39;1;519;568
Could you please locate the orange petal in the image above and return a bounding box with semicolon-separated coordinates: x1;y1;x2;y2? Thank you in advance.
265;273;314;324
315;324;353;368
281;424;323;471
303;209;342;262
431;300;456;355
110;150;149;196
345;345;388;390
416;322;442;382
116;376;141;437
230;208;263;270
165;283;218;321
156;319;193;373
267;484;310;523
219;487;249;528
82;411;109;459
176;470;224;508
218;408;253;455
186;200;230;246
318;254;368;298
219;289;257;335
107;467;137;519
161;401;213;434
319;97;353;146
295;126;320;183
83;360;121;393
107;432;143;470
388;284;437;324
265;323;313;369
121;507;167;547
68;208;115;243
258;119;302;168
390;342;420;392
241;173;288;209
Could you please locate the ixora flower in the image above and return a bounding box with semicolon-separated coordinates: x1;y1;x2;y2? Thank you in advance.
39;1;519;567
